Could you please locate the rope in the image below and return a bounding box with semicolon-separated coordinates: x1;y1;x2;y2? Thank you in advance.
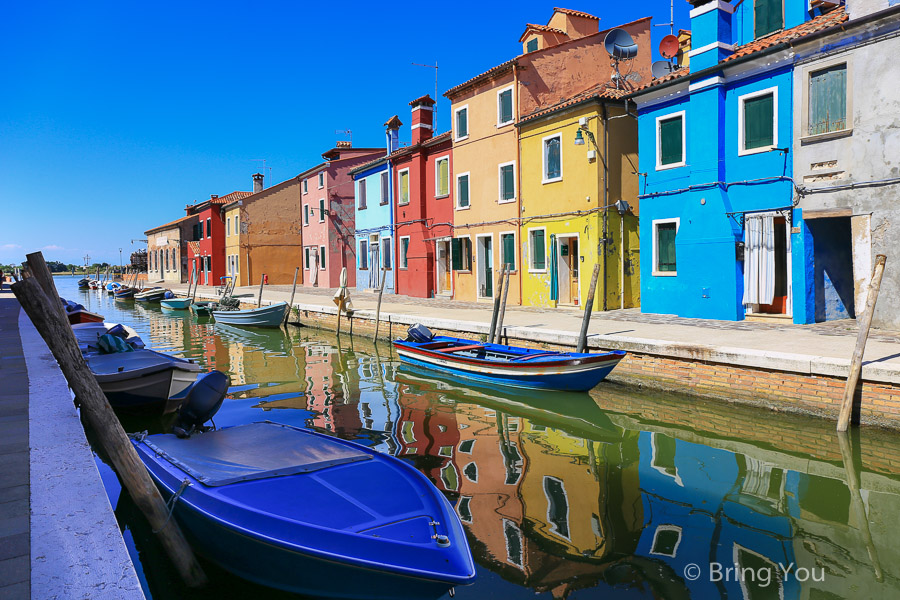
153;479;190;533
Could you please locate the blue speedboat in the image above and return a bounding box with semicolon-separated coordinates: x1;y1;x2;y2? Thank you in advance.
393;324;625;392
132;421;476;598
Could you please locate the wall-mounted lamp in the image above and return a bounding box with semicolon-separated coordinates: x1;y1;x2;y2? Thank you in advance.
574;129;585;146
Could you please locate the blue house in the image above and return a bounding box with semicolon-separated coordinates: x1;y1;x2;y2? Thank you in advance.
632;0;846;323
350;116;402;294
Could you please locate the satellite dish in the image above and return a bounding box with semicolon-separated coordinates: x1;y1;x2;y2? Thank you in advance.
660;34;680;60
651;60;676;79
604;28;639;60
626;73;643;83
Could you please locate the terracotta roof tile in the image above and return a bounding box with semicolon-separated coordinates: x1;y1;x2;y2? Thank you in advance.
519;83;628;123
145;214;195;235
409;94;436;107
631;7;847;94
524;23;567;35
444;58;517;98
423;131;452;147
209;191;253;205
553;7;599;20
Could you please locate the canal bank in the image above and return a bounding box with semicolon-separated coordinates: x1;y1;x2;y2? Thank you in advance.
167;282;900;428
0;289;143;599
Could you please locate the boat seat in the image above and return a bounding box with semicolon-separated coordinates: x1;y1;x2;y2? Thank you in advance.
511;352;559;362
434;344;486;354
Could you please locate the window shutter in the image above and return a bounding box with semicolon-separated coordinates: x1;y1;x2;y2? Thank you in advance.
743;94;774;150
657;223;677;271
457;109;468;138
526;38;538;53
809;65;846;135
438;160;449;196
501;165;515;200
458;175;469;207
502;234;515;269
359;181;366;208
659;117;683;165
755;0;783;39
452;238;462;270
533;231;545;269
464;239;472;270
499;90;512;123
400;171;409;204
381;172;388;204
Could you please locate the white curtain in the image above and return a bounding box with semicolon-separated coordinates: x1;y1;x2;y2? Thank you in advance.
310;250;319;286
742;214;775;306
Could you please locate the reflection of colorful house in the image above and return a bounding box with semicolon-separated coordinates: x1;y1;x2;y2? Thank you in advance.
394;393;460;490
184;189;253;286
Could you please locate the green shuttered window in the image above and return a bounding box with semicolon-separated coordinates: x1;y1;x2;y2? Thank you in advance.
456;108;468;139
498;89;513;125
501;233;515;270
656;222;677;273
500;164;515;201
754;0;783;39
743;93;775;151
809;64;847;136
452;238;471;271
658;115;683;166
436;158;449;196
526;38;538;53
457;174;470;208
530;230;546;270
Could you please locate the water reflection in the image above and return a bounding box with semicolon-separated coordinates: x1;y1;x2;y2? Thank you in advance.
57;276;900;600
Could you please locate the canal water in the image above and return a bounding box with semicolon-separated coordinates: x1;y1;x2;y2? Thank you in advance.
58;276;900;599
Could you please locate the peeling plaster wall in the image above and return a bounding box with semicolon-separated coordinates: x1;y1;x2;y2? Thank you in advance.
793;16;900;328
241;179;303;286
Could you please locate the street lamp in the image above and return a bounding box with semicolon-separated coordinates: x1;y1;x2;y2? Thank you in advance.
119;248;123;278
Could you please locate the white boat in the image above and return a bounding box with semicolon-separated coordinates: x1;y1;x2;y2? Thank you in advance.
212;302;288;328
87;350;202;412
135;287;168;302
71;322;145;354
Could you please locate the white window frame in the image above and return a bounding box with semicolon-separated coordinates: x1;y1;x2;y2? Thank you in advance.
381;236;392;270
527;226;547;273
227;218;231;236
434;155;450;198
475;232;494;299
380;171;389;205
738;86;778;156
398;168;410;206
234;215;239;235
454;105;469;141
655;110;687;170
800;57;852;141
318;198;326;222
358;239;368;270
304;247;310;270
498;160;516;204
541;133;563;184
496;85;515;127
233;253;239;275
652;218;680;277
319;245;326;270
357;179;367;209
302;179;308;194
399;236;410;269
499;230;517;272
455;172;471;211
303;204;309;226
317;172;324;189
454;235;472;272
650;525;683;557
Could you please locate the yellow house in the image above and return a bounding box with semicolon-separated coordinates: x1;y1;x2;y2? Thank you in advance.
518;87;641;311
223;202;241;287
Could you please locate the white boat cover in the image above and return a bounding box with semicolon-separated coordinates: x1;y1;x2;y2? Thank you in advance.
142;422;372;487
88;349;198;380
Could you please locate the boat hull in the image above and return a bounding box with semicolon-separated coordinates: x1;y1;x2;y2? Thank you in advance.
212;302;287;328
160;298;192;310
67;310;104;325
88;350;200;412
393;336;625;392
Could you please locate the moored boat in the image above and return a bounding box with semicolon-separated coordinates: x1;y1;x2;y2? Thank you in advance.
77;278;90;289
131;421;476;598
135;287;167;302
191;301;214;315
86;349;201;412
115;287;137;299
392;324;626;392
67;309;105;325
72;322;145;354
160;297;192;310
212;302;287;328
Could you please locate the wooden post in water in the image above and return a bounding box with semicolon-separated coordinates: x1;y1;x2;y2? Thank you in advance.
837;254;887;432
285;267;300;325
373;268;387;341
25;252;69;325
12;276;207;587
577;263;602;353
488;266;505;344
837;431;884;581
494;267;511;345
256;274;265;308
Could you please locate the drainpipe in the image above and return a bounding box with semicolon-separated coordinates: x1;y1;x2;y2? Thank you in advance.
514;65;523;306
602;103;609;312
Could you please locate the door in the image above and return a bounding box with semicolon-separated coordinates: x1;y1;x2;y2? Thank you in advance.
558;240;571;304
478;236;493;298
757;217;787;314
569;238;579;305
437;241;452;295
743;214;792;316
369;235;379;289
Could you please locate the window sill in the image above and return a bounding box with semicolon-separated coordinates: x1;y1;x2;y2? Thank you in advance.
435;193;450;199
456;205;471;211
399;202;409;207
358;206;367;211
455;270;472;274
496;121;514;129
738;145;775;157
529;269;548;274
455;135;469;143
380;202;389;206
542;177;562;185
800;128;852;145
656;161;686;171
652;271;678;277
498;198;516;204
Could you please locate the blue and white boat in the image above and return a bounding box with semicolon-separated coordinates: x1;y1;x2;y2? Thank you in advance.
131;421;476;599
393;325;625;392
87;349;201;412
212;302;288;328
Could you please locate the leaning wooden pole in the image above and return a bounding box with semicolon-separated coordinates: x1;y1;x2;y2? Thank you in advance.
25;252;69;325
837;431;884;581
488;265;505;344
12;276;207;587
285;267;300;325
373;268;387;341
256;274;266;308
494;267;511;344
577;263;602;353
837;254;887;431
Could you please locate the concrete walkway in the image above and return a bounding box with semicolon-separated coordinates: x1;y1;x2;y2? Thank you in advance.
0;289;144;599
167;282;900;384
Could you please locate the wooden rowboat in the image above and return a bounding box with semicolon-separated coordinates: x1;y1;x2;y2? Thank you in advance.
212;302;288;328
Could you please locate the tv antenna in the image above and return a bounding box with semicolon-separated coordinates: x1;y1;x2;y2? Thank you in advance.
604;28;639;89
412;61;439;118
654;0;675;36
252;159;272;186
335;129;352;145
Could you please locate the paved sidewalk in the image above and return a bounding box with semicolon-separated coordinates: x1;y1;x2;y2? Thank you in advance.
167;282;900;384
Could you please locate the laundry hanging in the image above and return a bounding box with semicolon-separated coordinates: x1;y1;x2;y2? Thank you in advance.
742;214;775;306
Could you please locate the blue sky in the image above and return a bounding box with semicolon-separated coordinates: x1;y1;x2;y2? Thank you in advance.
0;1;689;266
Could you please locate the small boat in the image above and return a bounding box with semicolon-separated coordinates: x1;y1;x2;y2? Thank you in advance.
135;287;167;302
212;302;287;328
115;287;136;299
72;322;145;354
77;278;90;289
131;421;476;598
392;324;626;392
161;297;192;310
87;349;201;412
191;301;215;316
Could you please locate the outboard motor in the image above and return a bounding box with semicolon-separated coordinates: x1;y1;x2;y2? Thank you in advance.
406;323;434;343
172;370;230;438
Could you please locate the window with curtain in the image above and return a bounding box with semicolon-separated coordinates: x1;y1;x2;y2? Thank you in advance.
544;136;561;181
359;240;368;269
500;163;515;201
754;0;783;39
358;180;367;209
436;158;449;196
400;238;409;269
399;170;409;205
656;222;677;272
457;174;470;208
743;92;775;151
498;88;513;125
456;107;468;139
380;171;389;205
530;230;546;270
808;64;846;136
501;233;515;270
658;115;683;166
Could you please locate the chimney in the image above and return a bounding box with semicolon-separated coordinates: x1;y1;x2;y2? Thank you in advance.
409;95;435;145
210;194;218;200
384;115;403;154
252;172;264;194
687;0;734;73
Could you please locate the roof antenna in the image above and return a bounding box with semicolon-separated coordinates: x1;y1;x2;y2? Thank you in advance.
334;129;353;146
251;159;272;187
654;0;675;36
412;61;439;120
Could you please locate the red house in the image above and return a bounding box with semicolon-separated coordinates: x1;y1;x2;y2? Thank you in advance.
392;95;454;298
185;190;253;286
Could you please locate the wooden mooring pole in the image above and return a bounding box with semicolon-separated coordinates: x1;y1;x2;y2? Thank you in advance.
493;267;511;344
285;267;300;325
373;268;387;341
488;265;505;344
837;431;884;581
25;252;69;325
577;263;602;353
12;273;207;588
837;254;887;432
257;274;266;308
